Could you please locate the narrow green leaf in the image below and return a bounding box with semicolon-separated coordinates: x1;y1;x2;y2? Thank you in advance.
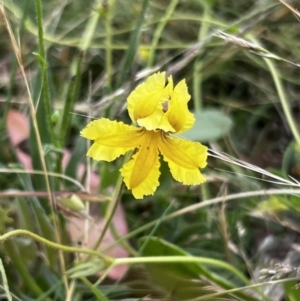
140;237;261;301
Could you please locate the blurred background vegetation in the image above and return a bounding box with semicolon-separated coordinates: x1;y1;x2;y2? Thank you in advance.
1;0;300;300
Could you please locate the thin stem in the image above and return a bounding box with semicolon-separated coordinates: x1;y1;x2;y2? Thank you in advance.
113;256;249;285
0;3;66;289
80;277;110;301
92;175;124;253
65;279;76;301
112;256;270;301
190;277;300;301
79;6;100;52
138;201;174;256
2;0;28;135
265;58;300;146
102;188;300;252
147;0;179;67
108;177;122;208
0;229;112;263
249;37;300;146
83;71;93;257
0;168;86;191
109;222;137;256
88;152;133;259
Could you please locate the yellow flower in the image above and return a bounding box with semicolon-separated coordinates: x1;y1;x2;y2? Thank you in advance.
81;72;208;199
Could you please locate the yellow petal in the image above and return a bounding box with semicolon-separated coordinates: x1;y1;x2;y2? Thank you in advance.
158;78;195;134
166;160;206;185
158;133;207;185
137;109;165;132
120;131;161;199
81;118;143;161
127;72;169;130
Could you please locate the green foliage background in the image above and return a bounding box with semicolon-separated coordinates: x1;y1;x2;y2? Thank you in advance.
1;0;300;300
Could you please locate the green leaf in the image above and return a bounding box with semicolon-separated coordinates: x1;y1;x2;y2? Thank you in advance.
182;109;233;142
100;162;121;190
66;261;106;278
57;194;85;212
139;237;260;301
284;281;300;301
